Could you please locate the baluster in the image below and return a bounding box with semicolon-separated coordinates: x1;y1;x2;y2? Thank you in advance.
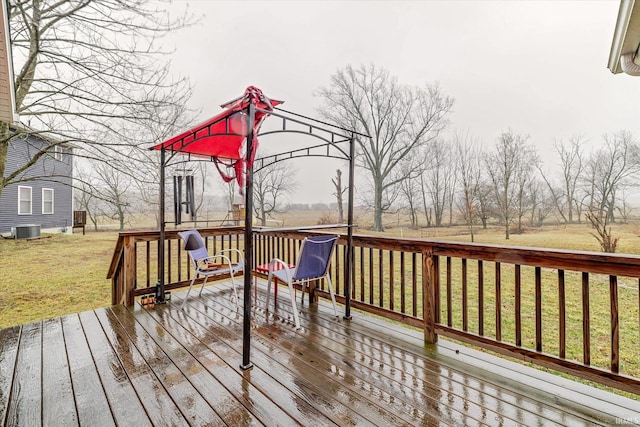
400;252;406;315
495;262;502;341
558;269;566;359
167;239;172;285
433;253;440;323
515;264;521;347
447;257;452;327
146;241;150;288
389;251;394;312
178;238;182;282
423;248;437;344
360;247;365;302
462;258;468;331
335;243;340;294
582;272;590;365
379;249;384;308
369;248;374;305
478;260;484;336
610;275;619;373
535;266;542;352
412;253;418;317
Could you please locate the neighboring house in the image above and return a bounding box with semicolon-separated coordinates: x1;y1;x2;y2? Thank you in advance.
608;0;640;76
0;127;74;235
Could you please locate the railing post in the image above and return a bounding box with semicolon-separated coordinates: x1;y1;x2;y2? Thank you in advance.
423;248;438;344
123;235;136;306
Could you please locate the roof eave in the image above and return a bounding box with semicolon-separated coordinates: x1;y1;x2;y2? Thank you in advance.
608;0;640;74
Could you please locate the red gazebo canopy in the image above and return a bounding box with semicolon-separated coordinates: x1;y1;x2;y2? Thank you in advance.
151;86;283;186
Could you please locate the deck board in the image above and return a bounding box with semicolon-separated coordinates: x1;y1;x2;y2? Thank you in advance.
62;314;115;427
41;317;78;426
176;295;400;426
220;285;590;427
245;286;595;427
0;280;638;426
118;304;266;426
79;310;153;427
0;326;20;426
194;291;442;426
6;322;41;426
95;307;197;426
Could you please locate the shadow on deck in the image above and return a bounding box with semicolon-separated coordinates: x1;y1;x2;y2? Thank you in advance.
1;281;638;426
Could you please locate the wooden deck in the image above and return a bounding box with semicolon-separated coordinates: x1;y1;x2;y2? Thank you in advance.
1;281;638;427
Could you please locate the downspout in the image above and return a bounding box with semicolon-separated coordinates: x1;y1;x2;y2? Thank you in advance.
620;52;640;76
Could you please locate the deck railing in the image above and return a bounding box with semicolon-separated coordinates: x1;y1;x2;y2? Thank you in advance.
107;227;244;305
109;226;640;394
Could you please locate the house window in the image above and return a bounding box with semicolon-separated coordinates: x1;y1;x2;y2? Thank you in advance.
18;186;32;215
54;146;63;161
42;188;54;214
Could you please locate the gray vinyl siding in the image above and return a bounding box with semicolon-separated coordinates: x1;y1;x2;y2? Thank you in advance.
0;131;73;233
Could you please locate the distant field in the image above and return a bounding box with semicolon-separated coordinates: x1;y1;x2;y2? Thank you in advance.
2;212;640;329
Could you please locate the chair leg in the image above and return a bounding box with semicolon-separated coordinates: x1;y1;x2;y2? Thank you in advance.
266;272;273;312
325;274;339;317
287;280;301;329
198;275;209;296
180;274;199;310
228;271;239;309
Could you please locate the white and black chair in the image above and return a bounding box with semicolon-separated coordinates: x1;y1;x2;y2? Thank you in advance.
266;235;339;329
179;229;243;310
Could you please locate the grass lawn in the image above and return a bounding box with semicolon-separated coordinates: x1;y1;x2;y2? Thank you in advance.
0;231;117;329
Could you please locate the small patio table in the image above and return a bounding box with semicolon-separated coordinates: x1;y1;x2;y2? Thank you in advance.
254;262;295;300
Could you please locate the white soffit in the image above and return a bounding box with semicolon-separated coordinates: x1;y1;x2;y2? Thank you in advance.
0;0;17;123
609;0;640;74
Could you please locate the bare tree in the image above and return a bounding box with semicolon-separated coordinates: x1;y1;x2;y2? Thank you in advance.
476;180;494;229
397;158;424;228
585;211;619;253
332;169;346;223
125;103;195;228
616;189;633;223
316;64;454;231
582;131;640;224
420;173;433;228
223;181;238;213
528;178;554;227
421;139;456;227
485;129;537;239
513;148;539;234
453;132;483;241
1;1;194;199
539;136;585;224
253;161;297;226
93;159;134;231
73;166;100;231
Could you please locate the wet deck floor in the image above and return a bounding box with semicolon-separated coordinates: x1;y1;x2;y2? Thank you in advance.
0;281;638;426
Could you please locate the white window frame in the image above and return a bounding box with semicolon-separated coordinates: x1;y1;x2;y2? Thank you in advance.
42;188;54;214
53;145;63;161
18;186;32;215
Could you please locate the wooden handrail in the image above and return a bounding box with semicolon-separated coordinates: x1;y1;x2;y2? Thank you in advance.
109;226;640;394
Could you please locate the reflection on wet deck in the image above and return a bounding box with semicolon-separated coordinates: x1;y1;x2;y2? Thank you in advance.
1;281;638;426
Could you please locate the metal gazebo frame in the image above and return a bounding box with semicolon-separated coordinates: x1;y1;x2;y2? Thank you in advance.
153;89;369;369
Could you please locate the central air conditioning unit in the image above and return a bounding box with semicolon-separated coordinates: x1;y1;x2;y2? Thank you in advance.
14;224;41;239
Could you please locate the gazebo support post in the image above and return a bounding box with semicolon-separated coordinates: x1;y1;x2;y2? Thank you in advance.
157;148;167;303
344;135;355;320
241;102;256;371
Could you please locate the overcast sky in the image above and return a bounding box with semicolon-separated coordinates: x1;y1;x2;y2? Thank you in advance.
164;1;639;204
